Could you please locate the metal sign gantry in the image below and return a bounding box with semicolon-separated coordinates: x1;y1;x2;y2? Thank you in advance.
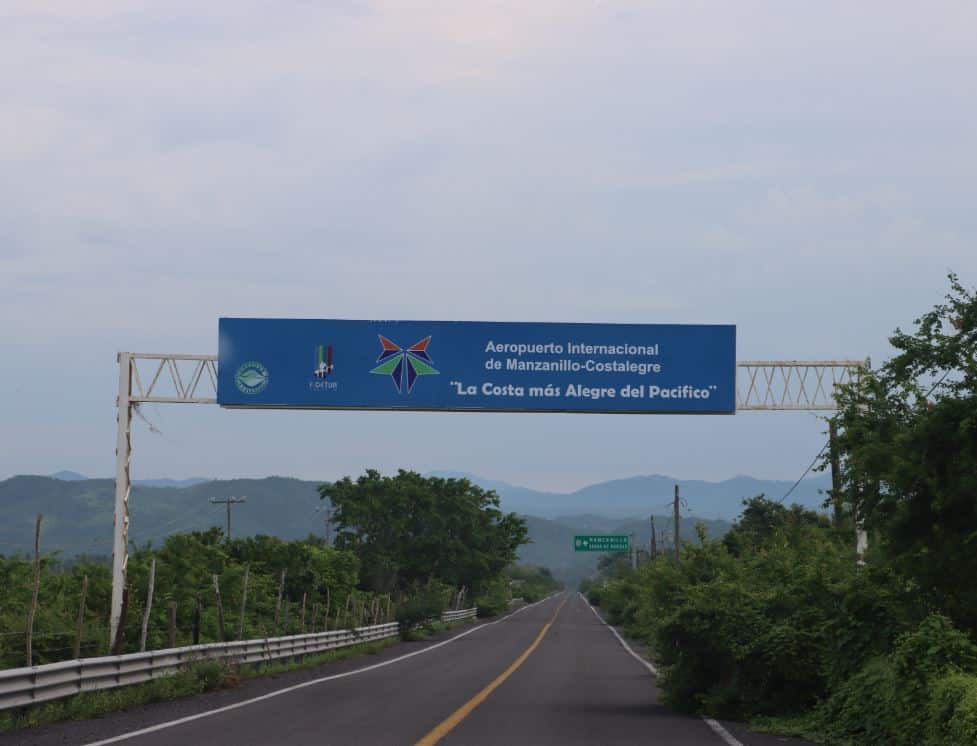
110;352;867;641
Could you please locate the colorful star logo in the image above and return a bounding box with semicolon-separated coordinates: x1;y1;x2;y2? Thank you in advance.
370;335;439;393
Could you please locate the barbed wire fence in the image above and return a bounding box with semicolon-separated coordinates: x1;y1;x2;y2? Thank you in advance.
0;519;421;672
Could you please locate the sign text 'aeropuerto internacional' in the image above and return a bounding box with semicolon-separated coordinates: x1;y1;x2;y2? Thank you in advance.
217;319;736;414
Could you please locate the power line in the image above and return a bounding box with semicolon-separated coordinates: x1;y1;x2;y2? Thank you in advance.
778;441;830;503
775;366;948;509
922;369;951;400
132;503;224;545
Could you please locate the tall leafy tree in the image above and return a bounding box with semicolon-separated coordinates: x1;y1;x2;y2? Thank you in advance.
832;274;977;631
319;470;528;594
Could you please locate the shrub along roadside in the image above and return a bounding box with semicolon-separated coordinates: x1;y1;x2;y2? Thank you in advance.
755;616;977;746
396;581;451;640
475;565;562;618
585;498;977;745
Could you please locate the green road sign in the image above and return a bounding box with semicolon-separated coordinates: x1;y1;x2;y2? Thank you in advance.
573;534;630;552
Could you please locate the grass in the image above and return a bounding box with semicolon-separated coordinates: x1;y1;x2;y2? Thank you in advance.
751;713;839;745
0;638;398;734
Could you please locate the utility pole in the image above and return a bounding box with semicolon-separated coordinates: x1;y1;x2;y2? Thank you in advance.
650;515;657;558
674;484;681;563
630;533;637;570
210;496;246;541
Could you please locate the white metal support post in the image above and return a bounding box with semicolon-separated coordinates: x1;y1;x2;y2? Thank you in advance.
111;353;133;644
109;353;219;643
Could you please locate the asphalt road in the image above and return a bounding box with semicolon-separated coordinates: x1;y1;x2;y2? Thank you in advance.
2;593;809;746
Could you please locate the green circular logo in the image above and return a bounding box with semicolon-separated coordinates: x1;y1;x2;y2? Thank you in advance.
234;361;269;395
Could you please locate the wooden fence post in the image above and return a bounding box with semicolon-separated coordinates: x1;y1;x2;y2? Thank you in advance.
193;593;201;645
139;559;156;652
300;592;307;634
168;601;177;648
25;514;43;667
73;574;88;659
324;588;331;631
274;570;286;631
213;575;226;642
311;603;319;633
237;564;250;641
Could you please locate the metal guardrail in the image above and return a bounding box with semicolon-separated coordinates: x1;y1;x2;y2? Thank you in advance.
0;608;477;711
440;608;478;622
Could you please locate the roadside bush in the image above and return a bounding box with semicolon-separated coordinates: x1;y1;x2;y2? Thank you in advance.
585;583;603;607
474;577;510;618
604;579;641;628
812;614;977;745
508;565;560;603
930;672;977;744
396;581;450;639
642;505;854;718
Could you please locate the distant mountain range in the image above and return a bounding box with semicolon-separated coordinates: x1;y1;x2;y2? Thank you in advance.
428;470;831;520
49;472;211;489
43;469;830;521
3;470;829;587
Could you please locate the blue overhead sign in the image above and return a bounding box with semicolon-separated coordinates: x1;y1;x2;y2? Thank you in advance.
217;319;736;414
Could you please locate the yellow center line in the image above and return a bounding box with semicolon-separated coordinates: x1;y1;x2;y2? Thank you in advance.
415;595;568;746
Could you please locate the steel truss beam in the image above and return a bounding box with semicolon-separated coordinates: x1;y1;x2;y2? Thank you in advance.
736;360;867;411
129;353;219;404
109;352;867;641
120;353;868;410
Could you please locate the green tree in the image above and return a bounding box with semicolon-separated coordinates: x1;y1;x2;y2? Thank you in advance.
832;274;977;632
319;470;528;595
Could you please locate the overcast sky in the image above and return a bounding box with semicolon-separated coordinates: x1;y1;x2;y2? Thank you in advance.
2;1;975;492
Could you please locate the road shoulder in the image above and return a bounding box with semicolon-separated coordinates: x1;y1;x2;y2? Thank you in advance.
0;608;522;746
584;597;815;746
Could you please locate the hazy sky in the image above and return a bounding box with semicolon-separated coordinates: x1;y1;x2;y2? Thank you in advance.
2;1;975;492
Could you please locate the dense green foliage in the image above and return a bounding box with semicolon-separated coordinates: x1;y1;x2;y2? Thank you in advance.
0;530;377;669
394;580;453;638
321;470;528;595
507;564;561;603
472;565;561;617
585;277;977;745
832;274;977;633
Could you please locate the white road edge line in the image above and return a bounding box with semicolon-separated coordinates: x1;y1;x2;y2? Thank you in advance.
703;718;748;746
578;592;745;746
83;594;560;746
